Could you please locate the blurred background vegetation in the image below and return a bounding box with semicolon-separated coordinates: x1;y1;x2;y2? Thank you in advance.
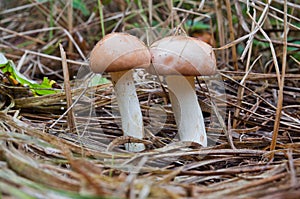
1;0;299;81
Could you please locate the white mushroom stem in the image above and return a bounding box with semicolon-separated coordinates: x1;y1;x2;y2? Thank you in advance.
110;70;145;152
166;75;207;147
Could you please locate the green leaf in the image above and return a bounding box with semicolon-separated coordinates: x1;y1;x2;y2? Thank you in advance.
31;77;59;95
1;60;36;86
0;53;60;96
73;0;90;16
89;74;110;87
253;39;270;48
185;20;210;32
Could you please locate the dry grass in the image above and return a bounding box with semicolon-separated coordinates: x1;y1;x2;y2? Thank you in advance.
0;0;300;198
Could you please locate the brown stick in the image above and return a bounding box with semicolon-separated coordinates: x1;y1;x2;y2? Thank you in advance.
59;44;76;133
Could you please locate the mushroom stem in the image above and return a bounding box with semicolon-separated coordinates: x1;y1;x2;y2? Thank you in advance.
110;70;145;152
166;75;207;147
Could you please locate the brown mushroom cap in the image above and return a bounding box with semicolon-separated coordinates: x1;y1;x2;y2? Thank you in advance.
90;32;151;73
148;36;217;76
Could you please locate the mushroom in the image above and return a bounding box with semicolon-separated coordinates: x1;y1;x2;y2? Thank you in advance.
148;35;217;147
90;32;151;152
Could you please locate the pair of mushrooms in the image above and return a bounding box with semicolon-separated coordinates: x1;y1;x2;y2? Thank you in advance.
90;33;216;152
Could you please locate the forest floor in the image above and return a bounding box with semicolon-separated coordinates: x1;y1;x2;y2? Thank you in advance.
0;0;300;198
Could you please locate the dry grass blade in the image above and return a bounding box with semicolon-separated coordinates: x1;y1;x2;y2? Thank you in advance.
270;0;288;153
